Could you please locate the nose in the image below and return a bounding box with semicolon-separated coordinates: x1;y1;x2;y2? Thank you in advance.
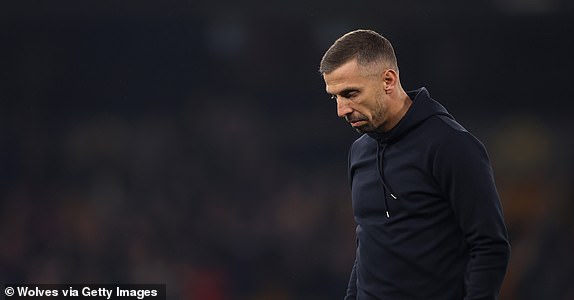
336;98;352;118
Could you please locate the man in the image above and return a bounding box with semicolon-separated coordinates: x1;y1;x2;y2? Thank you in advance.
319;29;510;299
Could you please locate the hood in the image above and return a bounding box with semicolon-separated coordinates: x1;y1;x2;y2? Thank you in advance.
367;87;453;144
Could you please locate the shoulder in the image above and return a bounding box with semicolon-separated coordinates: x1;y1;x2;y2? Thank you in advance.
350;134;376;153
425;116;489;166
425;115;467;136
425;115;483;146
351;134;375;148
348;134;377;164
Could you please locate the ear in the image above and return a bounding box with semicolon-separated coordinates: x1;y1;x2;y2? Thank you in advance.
382;69;399;93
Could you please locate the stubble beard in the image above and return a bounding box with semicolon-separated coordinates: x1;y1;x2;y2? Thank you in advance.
353;123;374;134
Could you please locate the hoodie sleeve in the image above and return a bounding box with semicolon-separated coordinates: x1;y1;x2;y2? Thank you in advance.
344;257;358;299
433;130;510;300
345;143;358;299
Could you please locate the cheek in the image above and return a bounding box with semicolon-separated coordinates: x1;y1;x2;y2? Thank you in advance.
370;96;387;122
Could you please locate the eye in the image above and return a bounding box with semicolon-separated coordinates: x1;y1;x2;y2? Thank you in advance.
330;94;337;101
347;91;359;99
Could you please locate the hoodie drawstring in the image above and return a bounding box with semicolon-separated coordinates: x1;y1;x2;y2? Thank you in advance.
376;142;398;218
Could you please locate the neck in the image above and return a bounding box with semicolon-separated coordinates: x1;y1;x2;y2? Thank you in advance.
377;88;412;133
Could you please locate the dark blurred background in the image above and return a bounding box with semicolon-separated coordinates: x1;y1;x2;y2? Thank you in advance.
1;1;573;299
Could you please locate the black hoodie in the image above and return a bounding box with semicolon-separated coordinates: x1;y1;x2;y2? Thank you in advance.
345;88;510;299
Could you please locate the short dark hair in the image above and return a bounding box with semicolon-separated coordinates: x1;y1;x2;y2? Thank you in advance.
319;29;398;74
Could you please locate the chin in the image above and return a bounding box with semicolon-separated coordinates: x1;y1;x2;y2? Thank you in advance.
353;126;372;134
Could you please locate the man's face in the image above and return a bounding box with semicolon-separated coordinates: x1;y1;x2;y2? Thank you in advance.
323;59;389;134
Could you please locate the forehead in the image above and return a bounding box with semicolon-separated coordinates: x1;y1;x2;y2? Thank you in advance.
323;59;374;94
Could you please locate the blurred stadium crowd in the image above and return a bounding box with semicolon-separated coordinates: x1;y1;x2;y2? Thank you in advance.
1;2;574;299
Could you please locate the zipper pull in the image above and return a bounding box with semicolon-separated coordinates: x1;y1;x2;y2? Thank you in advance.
386;211;390;218
390;193;397;200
